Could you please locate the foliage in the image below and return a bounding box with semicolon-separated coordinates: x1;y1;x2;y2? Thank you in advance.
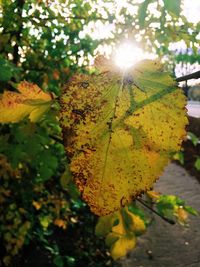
0;0;199;90
175;132;200;172
95;192;198;260
96;205;147;260
60;56;187;216
0;150;111;266
187;132;199;147
0;0;199;266
0;117;66;265
113;0;199;68
0;0;103;264
194;157;200;171
0;81;53;123
155;194;198;222
0;0;101;94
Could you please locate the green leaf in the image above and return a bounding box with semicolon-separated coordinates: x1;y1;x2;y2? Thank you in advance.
123;208;146;235
194;157;200;171
156;195;178;217
37;150;58;181
187;132;199;146
65;256;75;266
95;213;116;237
155;194;198;223
60;164;72;189
67;183;80;200
138;0;151;28
53;256;64;267
39;215;52;229
128;203;147;224
163;0;181;17
60;57;187;216
184;205;198;216
105;233;119;247
173;151;184;165
0;56;13;82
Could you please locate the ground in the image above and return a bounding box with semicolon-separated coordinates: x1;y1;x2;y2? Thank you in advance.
121;163;200;267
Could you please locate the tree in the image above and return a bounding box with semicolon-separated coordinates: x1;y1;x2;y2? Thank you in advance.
0;0;199;266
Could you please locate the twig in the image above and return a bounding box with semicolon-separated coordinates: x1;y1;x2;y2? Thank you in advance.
176;70;200;82
137;197;175;225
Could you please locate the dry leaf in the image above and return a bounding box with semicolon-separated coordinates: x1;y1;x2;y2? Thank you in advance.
0;81;53;123
60;57;187;216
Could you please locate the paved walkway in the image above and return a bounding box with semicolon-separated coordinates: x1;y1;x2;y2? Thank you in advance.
187;101;200;118
121;163;200;267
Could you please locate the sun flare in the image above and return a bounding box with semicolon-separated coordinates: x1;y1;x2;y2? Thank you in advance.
114;43;145;69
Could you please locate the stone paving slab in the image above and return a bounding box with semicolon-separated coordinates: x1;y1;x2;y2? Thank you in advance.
120;163;200;267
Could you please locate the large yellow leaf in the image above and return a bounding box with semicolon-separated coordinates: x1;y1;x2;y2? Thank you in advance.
60;57;187;216
0;81;53;123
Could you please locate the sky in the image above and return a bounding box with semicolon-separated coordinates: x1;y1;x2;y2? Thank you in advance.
183;0;200;23
105;0;200;80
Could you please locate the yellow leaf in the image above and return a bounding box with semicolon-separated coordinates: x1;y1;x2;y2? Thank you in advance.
147;190;160;200
0;81;53;123
128;212;146;234
112;212;126;235
110;234;136;260
39;215;52;229
175;207;188;224
32;200;42;210
114;207;146;235
60;57;187;216
54;218;67;229
100;209;137;260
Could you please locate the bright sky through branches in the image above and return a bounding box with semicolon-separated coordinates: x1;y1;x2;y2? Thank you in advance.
30;0;199;72
183;0;200;23
114;43;156;69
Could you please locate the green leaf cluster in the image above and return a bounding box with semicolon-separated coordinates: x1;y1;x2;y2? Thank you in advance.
0;56;20;82
156;195;198;223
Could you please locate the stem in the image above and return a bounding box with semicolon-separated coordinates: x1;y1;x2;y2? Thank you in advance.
137;198;175;225
176;70;200;83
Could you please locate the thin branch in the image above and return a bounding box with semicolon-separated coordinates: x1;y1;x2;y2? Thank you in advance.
176;70;200;82
137;197;175;225
61;15;109;22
